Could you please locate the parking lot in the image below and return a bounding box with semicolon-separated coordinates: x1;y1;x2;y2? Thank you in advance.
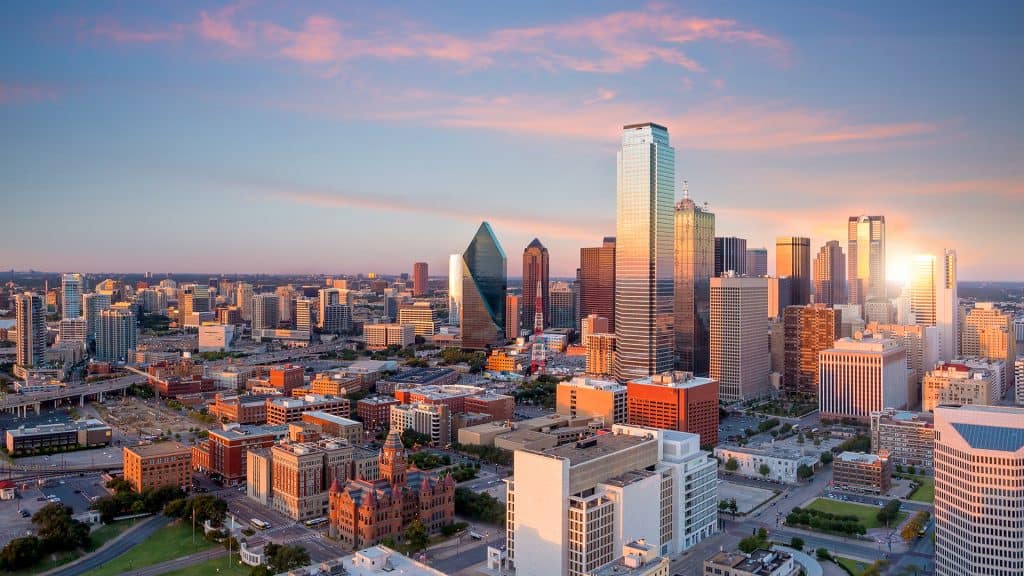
718;413;764;442
0;473;109;547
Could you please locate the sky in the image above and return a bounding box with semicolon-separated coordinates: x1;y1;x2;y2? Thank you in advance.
1;1;1022;281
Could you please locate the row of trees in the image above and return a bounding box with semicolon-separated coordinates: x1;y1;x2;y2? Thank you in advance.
901;511;930;541
452;443;514;466
875;499;902;527
94;480;184;523
454;488;505;525
164;495;229;526
0;504;91;571
738;527;770;553
785;507;867;536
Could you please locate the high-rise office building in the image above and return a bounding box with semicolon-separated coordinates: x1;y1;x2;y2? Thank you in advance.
251;293;280;332
910;251;959;361
448;253;462;326
15;292;45;369
61;273;83;319
236;283;254;322
713;236;747;277
275;285;297;326
548;281;575;329
933;405;1024;576
83;292;111;344
776;236;811;306
767;276;793;319
783;304;841;399
505;294;521;340
847;215;886;305
522;239;550;329
581;315;609;348
819;333;908;422
294;298;313;333
745;248;768;277
813;240;846;307
412;262;429;297
710;276;770;402
962;303;1016;390
614;123;675;381
626;371;719;446
461;222;507;350
96;307;137;363
867;322;939;406
579;237;616;332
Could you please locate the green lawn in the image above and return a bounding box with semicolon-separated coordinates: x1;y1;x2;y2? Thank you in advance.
159;555;249;576
899;474;935;503
10;550;79;576
836;556;870;575
806;498;907;530
87;518;141;551
81;521;215;576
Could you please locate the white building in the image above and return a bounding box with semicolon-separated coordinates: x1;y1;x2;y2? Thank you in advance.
934;405;1024;576
294;298;313;333
910;251;958;361
398;301;438;336
713;445;818;484
364;323;414;350
236;283;254;321
710;275;770;402
819;332;908;422
15;293;46;369
389;402;450;447
61;273;83;319
507;424;717;576
339;545;447;576
448;253;463;326
198;324;236;352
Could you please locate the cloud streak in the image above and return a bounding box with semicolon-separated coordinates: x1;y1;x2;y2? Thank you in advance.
0;82;58;103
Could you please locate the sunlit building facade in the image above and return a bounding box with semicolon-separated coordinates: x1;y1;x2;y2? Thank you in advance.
813;240;846;307
674;192;714;375
819;333;908;422
448;253;462;326
522;238;550;329
782;304;840;399
911;250;959;361
61;273;83;319
962;302;1016;391
580;237;616;333
15;292;46;369
710;276;770;402
775;237;811;306
746;248;768;277
847;215;886;306
461;222;507;350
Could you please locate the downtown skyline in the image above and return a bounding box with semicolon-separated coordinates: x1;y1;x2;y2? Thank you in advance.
2;1;1022;280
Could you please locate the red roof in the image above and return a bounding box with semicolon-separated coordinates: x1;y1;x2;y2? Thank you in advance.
0;480;16;489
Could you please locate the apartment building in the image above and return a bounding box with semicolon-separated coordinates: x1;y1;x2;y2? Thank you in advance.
869;409;935;473
357;396;401;431
266;395;350;426
390;402;451;447
364;323;415;350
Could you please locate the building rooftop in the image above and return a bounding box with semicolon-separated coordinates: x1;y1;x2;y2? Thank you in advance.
381;367;456;385
461;421;513;435
396;384;485;400
628;370;716;389
602;468;658;488
344;359;399;373
561;376;626;392
268;395;344;408
707;549;793;576
338;545;445;575
539;432;653;467
7;419;110;438
209;424;288;441
357;395;400;405
125;442;190;457
837;451;884;464
303;411;360;426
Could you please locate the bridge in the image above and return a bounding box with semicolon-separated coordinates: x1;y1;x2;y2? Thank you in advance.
0;462;124;483
0;374;146;416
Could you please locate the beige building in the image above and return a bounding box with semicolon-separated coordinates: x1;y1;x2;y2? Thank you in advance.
934;405;1024;576
248;439;354;521
869;409;935;472
922;362;1000;412
867;322;939;405
389;402;451;447
832;451;892;495
710;276;770;402
398;302;439;336
556;376;627;425
586;333;617;376
302;411;364;444
961;303;1016;391
364;323;415;350
704;549;798;576
123;442;192;493
713;445;818;485
581;315;609;350
457;421;513;447
819;332;909;422
588;539;669;576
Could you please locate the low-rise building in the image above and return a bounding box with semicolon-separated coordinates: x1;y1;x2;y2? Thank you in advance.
364;323;415;350
337;546;448;576
357;396;400;431
922;362;1000;411
198;324;236;352
390;402;451;447
588;539;669;576
557;376;627;425
266;395;350;426
494;429;559;452
457;421;514;447
393;383;486;416
302;411;364;444
310;373;362;397
123;442;192;493
376;367;459;393
626;371;718;446
191;425;287;485
713;445;818;484
487;349;525;373
869;409;935;473
5;419;112;455
209;393;272;425
703;549;798;576
832;451;892;495
464;393;515;422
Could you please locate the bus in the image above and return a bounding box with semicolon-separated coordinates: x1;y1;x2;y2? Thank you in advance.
304;517;328;528
250;518;271;530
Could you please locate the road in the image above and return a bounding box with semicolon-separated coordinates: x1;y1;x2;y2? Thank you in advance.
48;515;171;576
0;374;146;411
122;547;227;576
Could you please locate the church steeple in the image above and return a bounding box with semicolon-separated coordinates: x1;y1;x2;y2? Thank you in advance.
379;430;407;487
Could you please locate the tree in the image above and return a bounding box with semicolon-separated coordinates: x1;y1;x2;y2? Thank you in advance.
796;433;805;444
32;503;90;552
876;499;902;527
758;463;771;477
106;478;133;494
728;499;738;516
404;519;429;552
264;543;311;573
797;464;814;480
908;465;916;475
0;536;42;571
895;463;904;474
725;458;739;472
820;451;834;464
401;428;432;449
790;536;804;551
815;548;831;561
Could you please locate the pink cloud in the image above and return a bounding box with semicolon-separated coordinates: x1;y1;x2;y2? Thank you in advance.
0;83;58;103
197;3;248;49
93;21;183;43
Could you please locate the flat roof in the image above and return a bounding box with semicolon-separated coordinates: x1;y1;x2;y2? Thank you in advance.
7;419;110;437
539;433;651;467
210;425;288;440
303;411;360;426
126;442;190;457
628;371;715;389
358;395;399;405
837;451;882;463
382;367;455;384
623;121;667;131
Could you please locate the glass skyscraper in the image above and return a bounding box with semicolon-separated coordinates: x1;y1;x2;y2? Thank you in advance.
461;222;507;350
675;192;715;375
522;238;549;329
448;253;462;326
614;122;675;381
776;236;811;306
847;215;886;305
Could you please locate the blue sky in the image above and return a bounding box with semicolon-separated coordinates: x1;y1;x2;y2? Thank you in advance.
1;1;1021;280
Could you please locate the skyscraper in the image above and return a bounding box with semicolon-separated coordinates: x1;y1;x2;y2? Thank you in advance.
776;236;811;306
61;273;83;319
522;239;550;329
911;251;959;361
505;293;521;340
579;237;616;332
236;282;254;322
96;307;137;363
813;240;846;307
252;293;280;332
83;292;111;345
746;248;768;277
448;254;462;326
933;405;1024;576
548;281;575;329
461;222;507;350
962;303;1016;390
782;304;841;399
710;276;770;402
847;215;886;305
413;262;429;297
614;123;675;381
674;188;715;375
294;298;313;333
15;292;45;369
713;236;747;277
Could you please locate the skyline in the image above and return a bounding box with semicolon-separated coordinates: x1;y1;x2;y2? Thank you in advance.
2;1;1023;280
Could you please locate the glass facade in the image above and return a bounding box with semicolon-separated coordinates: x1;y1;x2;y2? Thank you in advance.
614;123;675;381
461;222;507;350
847;215;886;305
776;236;811;306
448;253;462;326
579;237;616;332
522;238;549;329
674;197;714;375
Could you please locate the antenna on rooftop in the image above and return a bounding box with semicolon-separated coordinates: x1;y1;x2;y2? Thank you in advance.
683;180;689;200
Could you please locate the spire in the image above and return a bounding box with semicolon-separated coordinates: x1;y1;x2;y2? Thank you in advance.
683;179;689;200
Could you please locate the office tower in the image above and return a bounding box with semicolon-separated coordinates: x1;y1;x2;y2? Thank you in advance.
96;307;137;363
579;237;616;332
522;239;550;329
397;301;438;336
581;315;609;348
847;215;886;305
15;292;45;369
868;323;939;406
775;236;811;306
869;409;936;473
83;292;111;344
863;300;893;324
381;288;399;321
911;251;959;361
411;262;428;297
556;377;627;424
1016;358;1024;406
922;362;1000;412
710;276;770;402
273;285;297;325
683;179;725;359
962;303;1016;391
321;304;352;334
548;281;575;329
626;371;719;446
461;222;507;350
767;276;793;319
236;283;254;321
745;248;768;277
819;333;908;422
448;254;462;326
318;288;340;329
505;294;521;340
614;123;675;381
713;236;747;277
933;405;1024;576
782;305;841;399
251;293;280;332
506;425;717;576
179;283;211;327
58;318;87;347
61;273;83;319
586;333;617;376
294;298;313;333
813;240;846;307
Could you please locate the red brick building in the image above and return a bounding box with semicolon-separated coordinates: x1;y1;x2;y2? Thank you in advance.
464;393;515;422
356;396;400;431
265;395;350;426
626;371;719;446
328;431;454;549
269;365;305;395
191;425;286;485
208;394;270;425
393;384;485;416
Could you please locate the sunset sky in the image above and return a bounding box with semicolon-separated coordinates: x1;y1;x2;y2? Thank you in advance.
2;1;1022;280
